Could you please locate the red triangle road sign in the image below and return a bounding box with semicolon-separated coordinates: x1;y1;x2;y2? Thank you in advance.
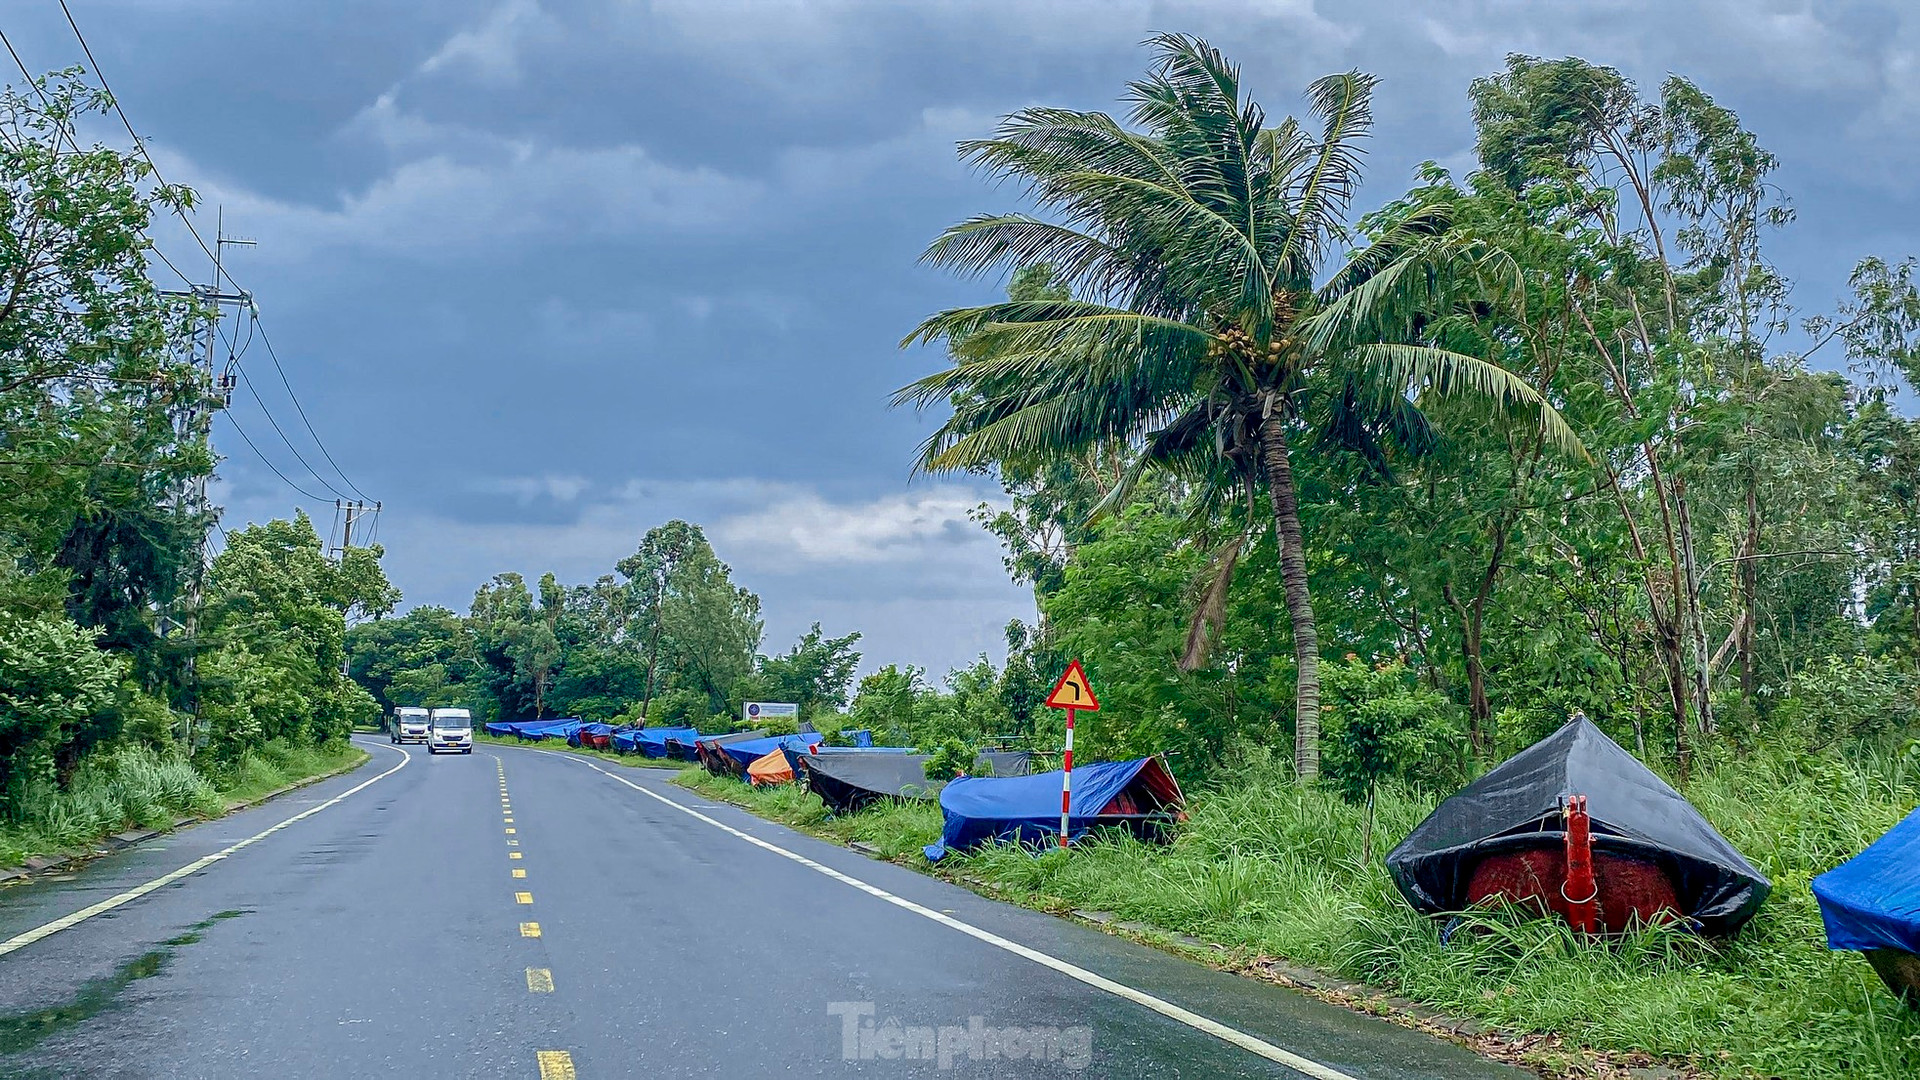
1044;659;1099;712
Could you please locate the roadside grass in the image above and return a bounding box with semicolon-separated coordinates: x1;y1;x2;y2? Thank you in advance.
0;738;365;868
668;745;1920;1080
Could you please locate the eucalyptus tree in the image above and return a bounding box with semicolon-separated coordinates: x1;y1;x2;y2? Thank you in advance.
898;35;1576;780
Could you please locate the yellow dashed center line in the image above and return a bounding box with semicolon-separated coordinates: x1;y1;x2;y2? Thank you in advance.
510;852;523;859
512;868;526;878
526;967;555;993
516;891;534;904
520;921;541;938
508;840;518;847
504;817;514;824
505;828;516;834
536;1050;576;1079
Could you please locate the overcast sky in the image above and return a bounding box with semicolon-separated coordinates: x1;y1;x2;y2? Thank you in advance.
9;1;1919;679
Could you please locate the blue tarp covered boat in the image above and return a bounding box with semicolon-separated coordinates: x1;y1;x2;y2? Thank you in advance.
567;723;621;748
712;732;825;775
515;719;583;742
484;720;570;739
611;726;700;755
685;729;767;766
924;757;1185;861
1814;806;1920;1004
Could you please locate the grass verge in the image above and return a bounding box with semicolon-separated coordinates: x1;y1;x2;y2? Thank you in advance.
0;739;367;869
671;746;1920;1080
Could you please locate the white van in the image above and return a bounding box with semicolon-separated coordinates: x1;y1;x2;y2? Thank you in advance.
391;707;430;744
428;708;473;755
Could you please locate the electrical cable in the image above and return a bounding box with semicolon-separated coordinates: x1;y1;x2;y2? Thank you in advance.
213;312;342;497
217;409;332;504
56;0;219;267
250;313;372;501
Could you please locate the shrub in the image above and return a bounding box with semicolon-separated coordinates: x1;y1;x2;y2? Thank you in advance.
1318;657;1467;802
1770;656;1920;752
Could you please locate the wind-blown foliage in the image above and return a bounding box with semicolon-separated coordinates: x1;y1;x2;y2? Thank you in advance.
900;34;1580;780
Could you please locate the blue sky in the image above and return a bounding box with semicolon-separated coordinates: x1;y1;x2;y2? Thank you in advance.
9;1;1919;679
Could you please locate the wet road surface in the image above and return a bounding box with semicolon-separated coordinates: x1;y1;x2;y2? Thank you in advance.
0;737;1524;1079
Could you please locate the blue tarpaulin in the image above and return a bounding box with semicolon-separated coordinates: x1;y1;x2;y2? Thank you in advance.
1814;806;1920;954
485;720;571;738
719;732;825;769
613;726;702;756
924;757;1184;861
839;729;874;747
516;719;583;742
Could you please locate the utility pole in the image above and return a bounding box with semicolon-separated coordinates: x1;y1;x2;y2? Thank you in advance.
158;211;255;742
333;499;381;679
332;499;381;557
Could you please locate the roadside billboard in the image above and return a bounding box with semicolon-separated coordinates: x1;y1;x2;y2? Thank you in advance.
742;701;799;726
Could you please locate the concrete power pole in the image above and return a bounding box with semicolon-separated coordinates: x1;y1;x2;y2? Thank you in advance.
333;499;381;678
159;213;255;742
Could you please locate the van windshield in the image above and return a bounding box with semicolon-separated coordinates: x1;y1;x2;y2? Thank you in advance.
433;720;470;730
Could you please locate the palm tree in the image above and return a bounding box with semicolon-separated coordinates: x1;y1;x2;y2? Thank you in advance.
897;34;1580;781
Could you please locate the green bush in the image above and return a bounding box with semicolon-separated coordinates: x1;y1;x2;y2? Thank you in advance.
1319;657;1467;802
1767;656;1920;752
923;738;977;782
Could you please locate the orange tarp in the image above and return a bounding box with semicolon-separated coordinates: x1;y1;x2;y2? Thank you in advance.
747;748;797;786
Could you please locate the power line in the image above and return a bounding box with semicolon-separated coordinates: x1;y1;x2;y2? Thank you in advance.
217;410;333;504
251;313;372;501
213;316;352;501
55;0;219;268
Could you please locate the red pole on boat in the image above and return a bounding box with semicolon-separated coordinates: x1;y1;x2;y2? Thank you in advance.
1563;794;1598;936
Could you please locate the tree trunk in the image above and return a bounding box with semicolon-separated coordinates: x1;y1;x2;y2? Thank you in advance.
1658;628;1692;783
640;586;664;720
1737;478;1761;701
1674;478;1714;737
1442;582;1491;756
1258;413;1321;783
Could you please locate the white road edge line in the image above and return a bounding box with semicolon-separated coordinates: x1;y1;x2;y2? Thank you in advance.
529;748;1360;1080
0;740;412;959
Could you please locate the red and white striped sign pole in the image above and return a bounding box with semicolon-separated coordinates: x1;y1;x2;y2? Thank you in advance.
1059;706;1076;848
1043;660;1098;852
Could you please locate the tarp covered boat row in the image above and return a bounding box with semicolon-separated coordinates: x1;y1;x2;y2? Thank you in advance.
705;732;824;776
1386;717;1770;936
798;750;1031;813
484;719;586;741
925;757;1186;861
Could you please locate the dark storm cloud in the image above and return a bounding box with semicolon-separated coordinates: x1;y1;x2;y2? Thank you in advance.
10;0;1917;675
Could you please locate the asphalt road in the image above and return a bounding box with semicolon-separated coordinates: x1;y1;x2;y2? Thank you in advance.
0;737;1525;1079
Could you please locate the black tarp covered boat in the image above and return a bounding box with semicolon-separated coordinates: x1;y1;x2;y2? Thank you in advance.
798;751;1032;813
1386;717;1770;936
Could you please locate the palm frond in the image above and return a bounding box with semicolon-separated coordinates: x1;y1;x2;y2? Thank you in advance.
1181;532;1247;671
1276;71;1377;272
1352;343;1589;460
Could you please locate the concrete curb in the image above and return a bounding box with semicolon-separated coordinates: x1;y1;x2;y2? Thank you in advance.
0;748;371;888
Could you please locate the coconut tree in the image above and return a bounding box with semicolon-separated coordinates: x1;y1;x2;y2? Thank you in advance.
897;34;1581;781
